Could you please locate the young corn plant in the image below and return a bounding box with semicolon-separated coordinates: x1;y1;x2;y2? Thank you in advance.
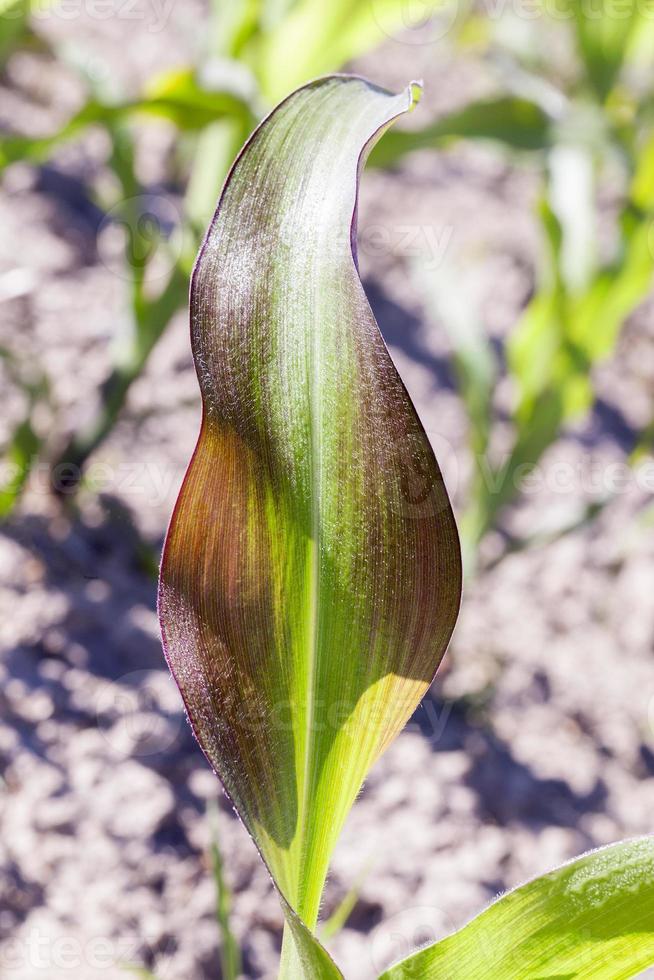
158;75;654;979
370;1;654;568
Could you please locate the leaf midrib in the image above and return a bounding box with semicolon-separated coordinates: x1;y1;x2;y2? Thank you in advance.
299;222;323;918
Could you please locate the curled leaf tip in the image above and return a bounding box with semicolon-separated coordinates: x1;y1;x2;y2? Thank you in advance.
409;80;424;109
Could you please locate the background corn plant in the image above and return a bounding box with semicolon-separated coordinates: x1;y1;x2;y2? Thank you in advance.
1;0;424;499
369;0;654;566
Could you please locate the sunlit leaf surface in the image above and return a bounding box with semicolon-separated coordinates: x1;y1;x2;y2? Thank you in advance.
381;837;654;979
158;74;461;974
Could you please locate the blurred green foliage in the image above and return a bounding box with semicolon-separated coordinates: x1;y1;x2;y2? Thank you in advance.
0;0;416;504
1;0;653;572
208;800;242;980
377;0;654;569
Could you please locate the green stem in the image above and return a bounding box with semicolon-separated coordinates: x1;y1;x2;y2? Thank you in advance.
52;265;187;486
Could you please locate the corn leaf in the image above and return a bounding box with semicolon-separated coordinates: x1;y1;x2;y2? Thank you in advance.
368;96;554;169
0;0;29;64
251;0;431;103
0;344;49;518
140;68;254;130
562;0;642;102
158;74;461;976
208;802;242;980
0;416;41;517
320;861;372;941
279;893;344;978
0;83;251;169
381;836;654;979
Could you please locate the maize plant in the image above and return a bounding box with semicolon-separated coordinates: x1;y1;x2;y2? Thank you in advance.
158;75;654;979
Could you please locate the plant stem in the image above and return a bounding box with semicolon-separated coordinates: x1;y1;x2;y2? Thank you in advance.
52;265;187;487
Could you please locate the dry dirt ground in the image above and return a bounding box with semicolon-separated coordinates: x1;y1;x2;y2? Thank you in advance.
1;8;654;980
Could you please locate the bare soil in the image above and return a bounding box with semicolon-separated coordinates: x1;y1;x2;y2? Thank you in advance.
1;11;654;979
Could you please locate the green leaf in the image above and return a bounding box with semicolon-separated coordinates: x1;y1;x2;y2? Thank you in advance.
250;0;429;103
0;0;29;64
381;836;654;979
568;218;654;365
208;802;242;980
631;132;654;211
185;116;253;231
0;78;251;170
141;68;254;131
0;0;54;65
510;184;654;429
319;861;372;941
490;171;654;552
158;75;461;977
279;894;344;979
0;416;41;518
0;101;118;169
209;0;263;58
412;254;496;568
562;0;642;102
414;255;495;459
368;96;554;169
0;343;49;517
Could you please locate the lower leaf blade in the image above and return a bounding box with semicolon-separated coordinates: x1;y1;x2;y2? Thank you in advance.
380;837;654;979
